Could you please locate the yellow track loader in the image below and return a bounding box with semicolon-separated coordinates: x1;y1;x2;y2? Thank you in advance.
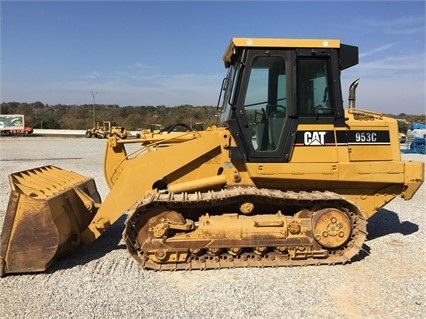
1;38;423;275
85;121;127;139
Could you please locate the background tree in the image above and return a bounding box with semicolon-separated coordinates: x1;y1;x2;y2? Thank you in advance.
1;101;423;131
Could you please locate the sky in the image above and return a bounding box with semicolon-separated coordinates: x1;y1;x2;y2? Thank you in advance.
1;0;425;114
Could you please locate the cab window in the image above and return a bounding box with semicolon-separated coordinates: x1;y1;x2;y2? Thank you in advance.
297;58;334;117
243;55;287;151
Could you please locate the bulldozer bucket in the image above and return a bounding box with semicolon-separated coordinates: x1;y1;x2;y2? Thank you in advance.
0;166;100;276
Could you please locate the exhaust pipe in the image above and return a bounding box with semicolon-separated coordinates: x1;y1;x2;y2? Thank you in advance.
348;78;360;109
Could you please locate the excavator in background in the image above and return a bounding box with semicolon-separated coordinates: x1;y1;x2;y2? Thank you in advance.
1;38;423;276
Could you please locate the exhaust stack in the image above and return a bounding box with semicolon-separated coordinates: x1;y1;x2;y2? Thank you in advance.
348;78;360;109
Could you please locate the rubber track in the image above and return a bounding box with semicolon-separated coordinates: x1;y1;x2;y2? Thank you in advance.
123;187;367;270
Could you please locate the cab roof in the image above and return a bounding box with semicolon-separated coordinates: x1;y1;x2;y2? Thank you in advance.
223;37;341;65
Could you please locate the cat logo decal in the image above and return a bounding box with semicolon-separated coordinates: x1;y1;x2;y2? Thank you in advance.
304;131;327;145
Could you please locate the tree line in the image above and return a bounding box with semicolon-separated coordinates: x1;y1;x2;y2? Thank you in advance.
0;101;219;131
1;101;424;132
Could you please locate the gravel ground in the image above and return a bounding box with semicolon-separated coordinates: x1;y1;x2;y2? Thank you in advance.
0;136;424;319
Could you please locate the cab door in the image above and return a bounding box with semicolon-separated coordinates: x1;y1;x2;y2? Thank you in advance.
229;49;297;163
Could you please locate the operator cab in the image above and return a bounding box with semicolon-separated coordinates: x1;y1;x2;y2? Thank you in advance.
218;38;358;162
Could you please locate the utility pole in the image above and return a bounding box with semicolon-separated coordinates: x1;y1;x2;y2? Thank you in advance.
91;91;98;128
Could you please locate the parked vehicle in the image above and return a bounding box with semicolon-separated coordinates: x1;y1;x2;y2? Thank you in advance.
402;122;426;154
85;121;127;139
0;114;33;136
